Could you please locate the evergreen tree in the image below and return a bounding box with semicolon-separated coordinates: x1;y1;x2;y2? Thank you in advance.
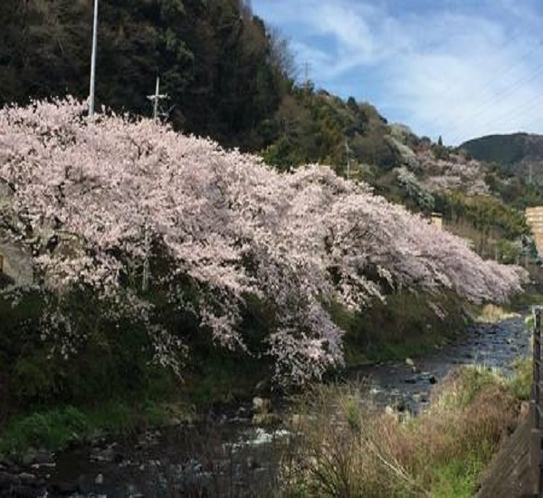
0;0;287;150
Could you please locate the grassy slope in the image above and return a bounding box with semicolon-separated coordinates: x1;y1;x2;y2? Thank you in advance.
282;363;530;497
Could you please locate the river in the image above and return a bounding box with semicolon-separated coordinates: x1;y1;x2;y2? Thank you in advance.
0;312;531;497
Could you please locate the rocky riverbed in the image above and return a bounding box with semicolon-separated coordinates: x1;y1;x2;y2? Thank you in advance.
0;313;532;497
355;314;530;414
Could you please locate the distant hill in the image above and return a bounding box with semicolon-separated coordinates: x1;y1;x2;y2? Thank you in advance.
461;133;543;182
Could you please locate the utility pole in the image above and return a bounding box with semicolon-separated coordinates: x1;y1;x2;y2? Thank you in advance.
345;139;351;180
147;75;168;121
141;76;168;292
88;0;99;117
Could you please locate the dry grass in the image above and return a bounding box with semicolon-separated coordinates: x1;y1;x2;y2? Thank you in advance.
280;366;521;497
476;303;519;323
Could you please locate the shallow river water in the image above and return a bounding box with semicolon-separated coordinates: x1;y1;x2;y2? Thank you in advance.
0;312;532;497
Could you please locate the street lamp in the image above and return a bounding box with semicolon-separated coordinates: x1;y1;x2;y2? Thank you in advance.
88;0;99;117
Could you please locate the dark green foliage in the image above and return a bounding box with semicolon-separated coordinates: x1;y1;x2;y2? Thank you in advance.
0;0;288;151
0;406;89;454
0;399;172;454
435;191;529;240
461;133;528;168
0;276;280;424
262;88;400;173
430;191;531;261
181;292;276;405
0;289;46;423
484;170;543;208
0;288;178;422
330;290;468;367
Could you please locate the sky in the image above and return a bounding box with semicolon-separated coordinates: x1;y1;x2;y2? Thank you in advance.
250;0;543;145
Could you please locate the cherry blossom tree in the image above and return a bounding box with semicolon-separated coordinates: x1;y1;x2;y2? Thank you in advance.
0;99;527;384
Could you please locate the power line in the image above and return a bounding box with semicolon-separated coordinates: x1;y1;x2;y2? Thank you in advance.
461;75;543;137
88;0;99;118
427;37;543;140
454;40;543;126
453;57;543;135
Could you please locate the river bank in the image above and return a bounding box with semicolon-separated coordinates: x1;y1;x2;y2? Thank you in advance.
355;313;530;414
0;310;533;497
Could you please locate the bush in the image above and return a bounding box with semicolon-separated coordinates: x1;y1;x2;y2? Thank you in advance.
0;406;88;454
338;290;468;366
281;365;521;497
0;400;173;455
0;288;180;419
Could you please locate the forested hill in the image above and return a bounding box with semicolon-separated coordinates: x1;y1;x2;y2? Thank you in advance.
2;0;543;255
0;0;289;151
0;0;422;171
461;133;543;183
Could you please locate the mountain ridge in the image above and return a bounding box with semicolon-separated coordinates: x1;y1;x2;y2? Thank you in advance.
461;132;543;184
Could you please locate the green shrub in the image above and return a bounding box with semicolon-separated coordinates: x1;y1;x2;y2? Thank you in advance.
0;406;88;454
337;290;467;367
0;398;176;456
0;287;180;417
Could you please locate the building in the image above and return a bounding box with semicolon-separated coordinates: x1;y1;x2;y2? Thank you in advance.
525;207;543;256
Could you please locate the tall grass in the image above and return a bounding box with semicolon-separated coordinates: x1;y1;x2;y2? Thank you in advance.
281;365;522;497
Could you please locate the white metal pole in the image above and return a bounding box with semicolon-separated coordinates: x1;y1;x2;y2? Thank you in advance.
88;0;99;117
153;76;160;120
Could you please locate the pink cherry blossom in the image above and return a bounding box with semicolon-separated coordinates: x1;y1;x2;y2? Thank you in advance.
0;99;527;384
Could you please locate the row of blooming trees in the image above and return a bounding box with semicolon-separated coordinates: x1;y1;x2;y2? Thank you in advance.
0;99;526;384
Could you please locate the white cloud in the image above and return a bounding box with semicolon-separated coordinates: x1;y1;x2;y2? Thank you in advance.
252;0;543;144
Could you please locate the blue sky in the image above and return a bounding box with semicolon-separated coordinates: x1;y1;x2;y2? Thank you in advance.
251;0;543;145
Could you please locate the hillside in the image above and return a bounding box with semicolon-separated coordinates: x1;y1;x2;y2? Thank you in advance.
1;0;539;263
461;133;543;184
367;126;533;262
0;0;289;151
267;96;535;262
0;99;527;407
